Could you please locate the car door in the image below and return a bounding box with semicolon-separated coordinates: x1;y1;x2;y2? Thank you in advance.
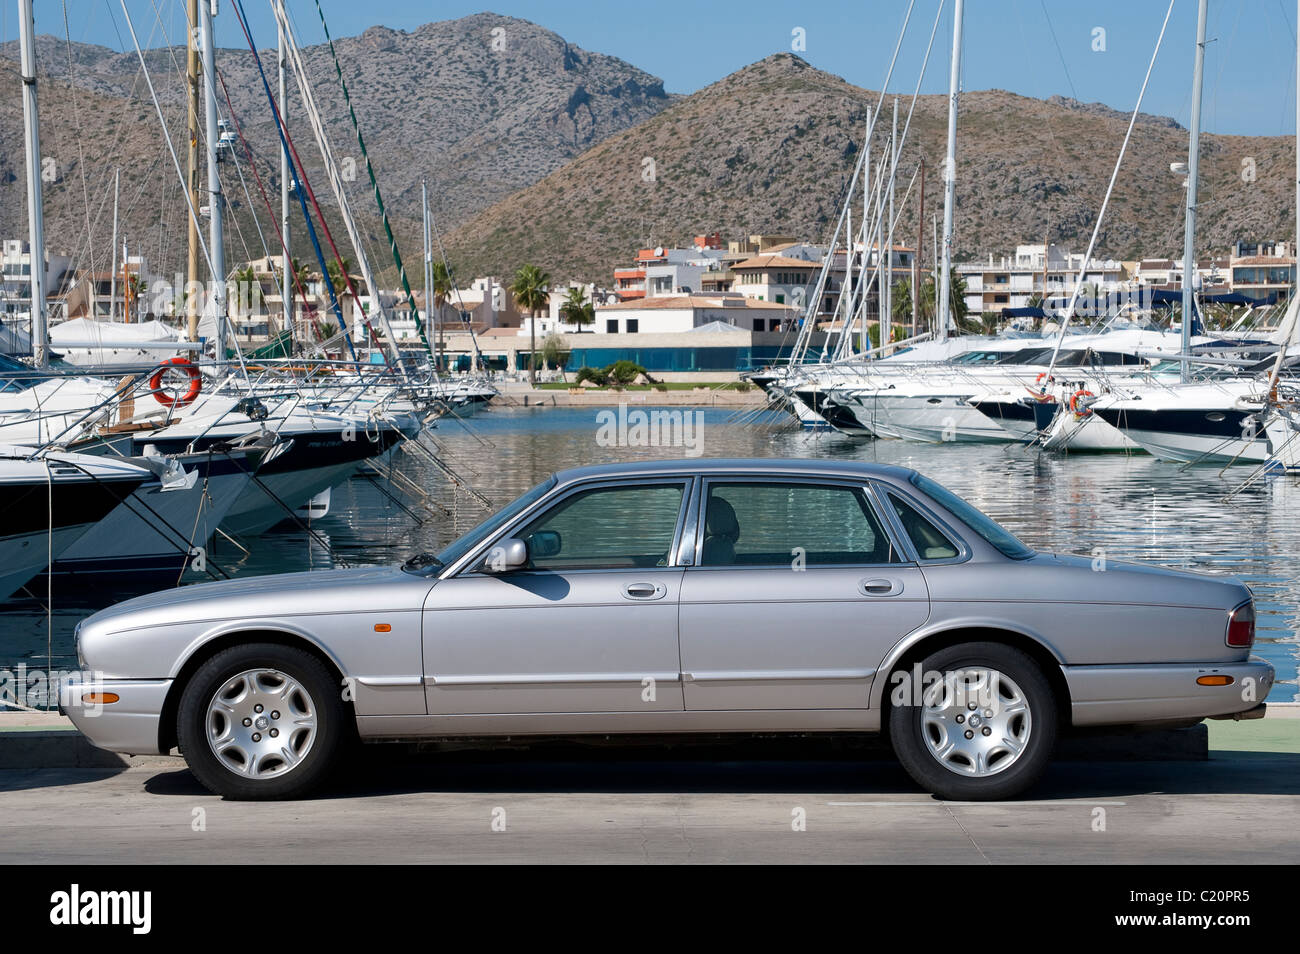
678;477;929;711
422;478;691;715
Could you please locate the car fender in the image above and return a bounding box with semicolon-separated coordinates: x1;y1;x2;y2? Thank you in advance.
171;617;350;683
868;613;1068;711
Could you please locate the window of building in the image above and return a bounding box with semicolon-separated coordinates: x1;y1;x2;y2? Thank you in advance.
606;319;618;333
626;319;638;333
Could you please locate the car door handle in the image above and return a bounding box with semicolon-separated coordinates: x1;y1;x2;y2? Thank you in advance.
860;578;903;597
623;582;667;601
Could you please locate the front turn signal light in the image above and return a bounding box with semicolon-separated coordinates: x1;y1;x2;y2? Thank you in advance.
1196;674;1233;687
81;692;119;705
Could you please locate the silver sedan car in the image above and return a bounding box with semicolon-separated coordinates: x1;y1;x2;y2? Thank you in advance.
61;458;1273;800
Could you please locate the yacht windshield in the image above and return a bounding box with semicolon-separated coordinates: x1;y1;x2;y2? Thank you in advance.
0;354;50;392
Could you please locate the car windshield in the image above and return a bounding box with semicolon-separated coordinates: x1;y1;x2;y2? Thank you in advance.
405;476;557;572
908;472;1034;560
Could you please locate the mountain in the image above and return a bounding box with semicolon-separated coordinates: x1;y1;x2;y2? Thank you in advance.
3;18;1294;295
0;13;673;281
444;53;1296;283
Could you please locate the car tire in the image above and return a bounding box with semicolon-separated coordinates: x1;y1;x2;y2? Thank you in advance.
888;641;1056;801
177;642;344;800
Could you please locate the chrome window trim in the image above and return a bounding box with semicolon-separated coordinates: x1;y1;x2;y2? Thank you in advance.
442;476;694;579
878;485;973;566
689;474;912;571
675;476;703;567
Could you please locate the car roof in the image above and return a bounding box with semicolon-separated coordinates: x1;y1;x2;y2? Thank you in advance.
553;457;919;487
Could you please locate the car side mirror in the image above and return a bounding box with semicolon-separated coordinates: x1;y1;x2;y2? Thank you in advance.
480;537;528;573
527;530;562;559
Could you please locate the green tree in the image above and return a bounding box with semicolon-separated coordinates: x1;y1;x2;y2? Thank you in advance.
559;286;596;331
890;279;912;327
510;263;551;384
541;332;571;380
231;265;259;319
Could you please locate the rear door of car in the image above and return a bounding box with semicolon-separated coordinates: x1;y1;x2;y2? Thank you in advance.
677;476;930;711
422;477;691;715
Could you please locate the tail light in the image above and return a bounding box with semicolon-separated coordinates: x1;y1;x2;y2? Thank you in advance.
1226;601;1255;649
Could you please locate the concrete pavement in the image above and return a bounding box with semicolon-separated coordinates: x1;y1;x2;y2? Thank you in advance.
0;722;1296;864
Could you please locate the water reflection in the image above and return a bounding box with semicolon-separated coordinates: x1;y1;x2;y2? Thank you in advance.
2;405;1295;702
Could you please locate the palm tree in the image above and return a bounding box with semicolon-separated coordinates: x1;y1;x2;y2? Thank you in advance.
231;265;259;319
559;286;595;331
326;258;355;331
431;260;453;360
290;257;314;287
125;273;145;323
891;279;913;335
510;263;551;384
914;273;968;334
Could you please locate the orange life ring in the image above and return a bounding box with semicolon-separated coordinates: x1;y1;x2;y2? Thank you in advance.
1069;389;1094;416
150;357;202;408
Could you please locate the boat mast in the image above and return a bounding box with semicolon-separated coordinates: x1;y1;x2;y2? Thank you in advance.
186;0;201;341
913;157;924;339
18;0;48;367
108;168;120;322
201;0;227;359
1265;0;1300;396
883;96;899;352
937;0;963;342
1180;0;1208;382
422;179;433;365
279;18;294;352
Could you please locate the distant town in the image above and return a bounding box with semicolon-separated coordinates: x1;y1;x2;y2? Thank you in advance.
2;231;1294;380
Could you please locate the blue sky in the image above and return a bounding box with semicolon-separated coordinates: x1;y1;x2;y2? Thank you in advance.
9;1;1298;137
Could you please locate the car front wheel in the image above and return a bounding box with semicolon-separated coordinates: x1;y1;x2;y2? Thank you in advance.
889;641;1057;800
177;643;344;800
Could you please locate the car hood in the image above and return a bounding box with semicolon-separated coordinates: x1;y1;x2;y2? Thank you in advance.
81;566;433;635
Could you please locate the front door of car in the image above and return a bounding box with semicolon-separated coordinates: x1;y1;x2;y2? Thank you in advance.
678;479;930;711
422;479;690;715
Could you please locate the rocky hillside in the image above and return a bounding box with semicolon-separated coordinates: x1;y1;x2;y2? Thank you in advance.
445;53;1295;283
0;13;673;279
3;18;1294;293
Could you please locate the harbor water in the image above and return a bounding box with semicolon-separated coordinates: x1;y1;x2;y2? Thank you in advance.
1;405;1296;704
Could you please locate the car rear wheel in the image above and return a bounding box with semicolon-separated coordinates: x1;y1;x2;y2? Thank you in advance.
177;643;344;800
889;642;1057;800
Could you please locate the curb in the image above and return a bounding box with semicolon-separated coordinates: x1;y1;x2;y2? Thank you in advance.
4;705;1293;771
0;722;1212;770
0;730;181;770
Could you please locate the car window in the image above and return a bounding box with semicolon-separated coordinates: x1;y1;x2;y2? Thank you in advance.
908;472;1035;559
700;482;898;567
431;476;556;570
890;493;960;560
514;482;685;570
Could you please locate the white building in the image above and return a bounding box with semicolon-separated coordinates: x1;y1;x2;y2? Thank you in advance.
1;239;74;325
592;294;798;334
956;244;1125;315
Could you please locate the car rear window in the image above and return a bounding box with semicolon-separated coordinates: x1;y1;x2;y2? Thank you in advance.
908;473;1035;560
889;494;960;561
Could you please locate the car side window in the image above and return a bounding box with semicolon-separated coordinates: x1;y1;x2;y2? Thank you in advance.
700;482;899;567
512;482;685;571
890;493;960;560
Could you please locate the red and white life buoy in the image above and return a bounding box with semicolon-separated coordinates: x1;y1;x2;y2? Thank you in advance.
149;357;203;408
1069;389;1094;416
